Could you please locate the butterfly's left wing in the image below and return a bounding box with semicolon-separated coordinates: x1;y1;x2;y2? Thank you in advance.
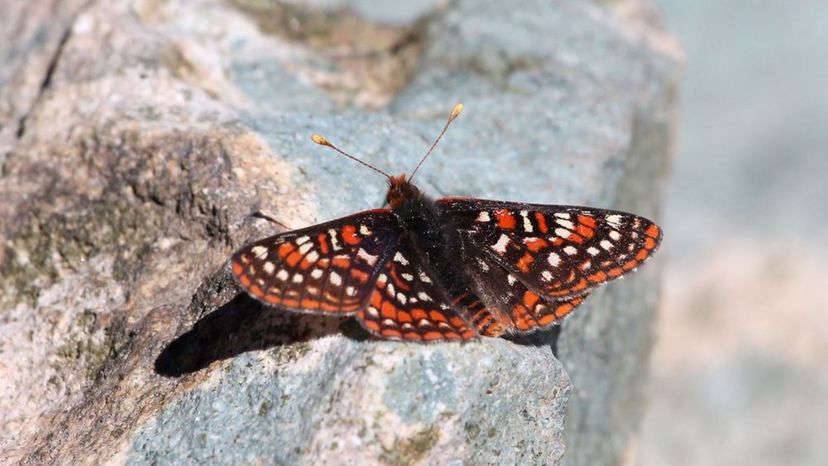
438;198;662;302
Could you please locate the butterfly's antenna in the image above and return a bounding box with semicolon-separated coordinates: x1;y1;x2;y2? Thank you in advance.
409;103;464;181
311;134;392;179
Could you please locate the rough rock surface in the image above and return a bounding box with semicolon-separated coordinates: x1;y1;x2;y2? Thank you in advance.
0;0;681;465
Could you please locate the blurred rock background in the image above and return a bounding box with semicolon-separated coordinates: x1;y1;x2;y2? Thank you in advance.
639;1;828;465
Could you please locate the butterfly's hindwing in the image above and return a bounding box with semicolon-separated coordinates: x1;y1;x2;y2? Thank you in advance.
231;209;398;314
356;236;478;342
439;198;662;301
459;244;589;333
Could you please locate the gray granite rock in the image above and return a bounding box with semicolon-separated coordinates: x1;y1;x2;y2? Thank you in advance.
0;0;680;465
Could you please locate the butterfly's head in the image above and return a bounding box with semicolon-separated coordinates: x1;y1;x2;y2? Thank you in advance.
386;174;420;208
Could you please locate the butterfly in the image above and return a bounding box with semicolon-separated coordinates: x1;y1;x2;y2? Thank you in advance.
230;104;662;342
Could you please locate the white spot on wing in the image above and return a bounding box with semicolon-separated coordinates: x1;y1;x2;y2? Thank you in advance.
346;286;357;296
276;269;289;281
554;212;571;219
606;214;622;226
401;273;414;281
548;252;561;267
366;306;379;317
360;225;372;235
418;271;432;283
329;271;342;286
542;270;553;281
305;251;319;263
251;246;268;259
263;262;275;274
393;252;409;265
396;293;407;304
609;230;621;241
520;210;533;232
311;268;323;279
507;274;516;285
600;240;614;251
357;248;378;265
328;229;342;251
295;236;310;245
557;219;574;229
564;245;578;256
587;247;600;256
491;234;510;254
292;274;303;283
555;228;571;239
417;292;432;301
476;211;491;222
298;242;313;254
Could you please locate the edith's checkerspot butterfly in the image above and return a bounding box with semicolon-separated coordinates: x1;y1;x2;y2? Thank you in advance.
231;104;662;342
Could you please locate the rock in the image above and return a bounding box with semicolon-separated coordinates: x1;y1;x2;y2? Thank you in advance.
0;0;681;465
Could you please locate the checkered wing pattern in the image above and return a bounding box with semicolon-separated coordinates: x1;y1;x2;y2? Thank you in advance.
440;198;662;301
231;209;397;314
458;246;589;334
357;237;477;342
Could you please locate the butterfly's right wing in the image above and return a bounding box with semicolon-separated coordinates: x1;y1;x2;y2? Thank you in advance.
231;209;399;315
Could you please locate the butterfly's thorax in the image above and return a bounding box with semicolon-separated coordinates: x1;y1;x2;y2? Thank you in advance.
389;181;471;298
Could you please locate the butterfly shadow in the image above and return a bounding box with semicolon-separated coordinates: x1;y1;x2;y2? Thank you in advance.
154;293;372;377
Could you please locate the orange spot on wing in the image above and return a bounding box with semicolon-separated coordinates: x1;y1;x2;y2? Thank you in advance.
552;238;564;246
517;253;535;272
232;261;243;276
249;285;264;297
535;212;549;233
567;232;585;244
525;238;548;252
317;233;329;254
382;329;402;338
363;319;380;331
443;332;461;340
575;224;594;238
341;224;361;245
423;331;443;341
577;214;597;228
588;271;608;282
644;237;657;249
450;317;466;328
645;224;660;238
278;243;295;258
636;249;649;261
538;314;557;326
370;291;382;308
461;330;477;339
608;267;624;277
239;275;251;287
285;251;302;267
264;294;280;304
350;269;369;283
381;301;397;319
397;311;412;323
523;291;540;307
411;308;428;320
623;259;638;270
495;209;516;229
554;303;574;317
572;278;588;292
429;310;448;322
332;257;350;268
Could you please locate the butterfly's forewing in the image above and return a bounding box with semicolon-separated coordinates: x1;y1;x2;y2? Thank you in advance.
440;198;662;301
231;209;398;314
356;236;478;342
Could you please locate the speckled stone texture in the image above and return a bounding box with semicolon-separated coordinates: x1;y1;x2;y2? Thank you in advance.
0;0;681;465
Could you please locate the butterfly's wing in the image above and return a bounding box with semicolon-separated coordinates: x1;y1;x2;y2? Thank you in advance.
439;198;662;330
457;244;589;334
231;209;398;314
356;235;479;342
